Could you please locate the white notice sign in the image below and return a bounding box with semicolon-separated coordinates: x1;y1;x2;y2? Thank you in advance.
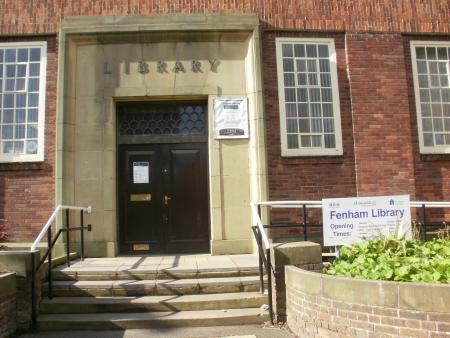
322;195;411;246
214;97;249;139
133;162;149;184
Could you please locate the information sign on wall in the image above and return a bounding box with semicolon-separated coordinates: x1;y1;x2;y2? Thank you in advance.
322;195;411;246
214;97;249;139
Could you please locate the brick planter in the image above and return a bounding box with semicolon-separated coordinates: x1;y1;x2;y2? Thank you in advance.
285;266;450;337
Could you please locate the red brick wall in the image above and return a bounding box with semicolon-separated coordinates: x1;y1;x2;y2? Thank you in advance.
287;287;450;337
0;0;449;34
346;33;416;197
0;36;57;242
263;32;357;227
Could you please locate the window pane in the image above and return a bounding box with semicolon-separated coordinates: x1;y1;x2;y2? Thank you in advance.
13;141;23;153
420;89;430;102
28;109;38;122
311;119;322;132
307;73;317;86
297;88;308;102
26;140;37;154
423;133;434;146
286;119;298;133
297;73;307;85
324;134;336;148
284;73;295;87
437;47;448;60
433;118;443;131
283;59;294;72
294;44;305;57
5;49;16;62
426;47;437;60
318;45;329;58
298;103;309;117
2;125;13;139
298;119;310;132
2;110;13;123
28;78;39;92
285;88;296;102
282;44;293;57
15;125;25;139
307;60;316;72
287;135;299;149
15;109;26;123
311;135;321;147
416;61;427;73
416;47;426;59
17;48;28;62
323;103;333;117
3;141;13;153
29;63;40;76
296;60;306;72
310;103;321;117
286;103;297;117
319;59;330;72
29;48;41;61
443;104;450;117
306;45;317;57
422;118;432;132
323;119;335;132
27;124;38;138
418;75;429;88
301;135;311;147
320;73;331;87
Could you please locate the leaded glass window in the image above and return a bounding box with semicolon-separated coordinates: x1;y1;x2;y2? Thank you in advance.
276;38;343;156
411;42;450;153
118;102;206;136
0;42;46;162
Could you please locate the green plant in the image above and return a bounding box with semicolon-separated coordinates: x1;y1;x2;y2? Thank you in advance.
0;224;10;250
323;237;450;283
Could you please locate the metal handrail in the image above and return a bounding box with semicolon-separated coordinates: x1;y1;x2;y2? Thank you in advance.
30;204;91;251
30;204;92;332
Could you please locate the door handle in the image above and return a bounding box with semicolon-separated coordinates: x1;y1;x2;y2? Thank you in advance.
164;195;172;205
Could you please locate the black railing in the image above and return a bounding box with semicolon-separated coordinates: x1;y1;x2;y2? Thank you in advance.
31;208;91;332
251;201;450;324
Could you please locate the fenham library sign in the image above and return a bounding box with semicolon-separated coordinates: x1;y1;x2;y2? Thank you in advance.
322;195;412;246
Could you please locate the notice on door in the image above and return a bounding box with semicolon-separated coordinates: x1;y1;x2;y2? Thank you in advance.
214;97;249;139
133;162;149;184
322;195;411;246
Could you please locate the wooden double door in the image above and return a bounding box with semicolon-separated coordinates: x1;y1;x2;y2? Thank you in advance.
118;143;209;254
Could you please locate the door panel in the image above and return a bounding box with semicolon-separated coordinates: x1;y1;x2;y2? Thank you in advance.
165;144;209;252
118;143;209;254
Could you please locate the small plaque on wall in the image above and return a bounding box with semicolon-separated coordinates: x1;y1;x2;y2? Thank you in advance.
214;97;249;139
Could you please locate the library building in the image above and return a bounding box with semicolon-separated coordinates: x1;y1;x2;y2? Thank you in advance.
0;1;449;257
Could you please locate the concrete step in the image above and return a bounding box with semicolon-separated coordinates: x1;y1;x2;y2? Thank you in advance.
53;265;260;281
42;276;264;297
40;291;268;314
37;308;268;330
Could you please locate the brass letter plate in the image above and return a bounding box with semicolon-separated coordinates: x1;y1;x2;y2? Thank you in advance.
130;194;151;202
133;244;150;251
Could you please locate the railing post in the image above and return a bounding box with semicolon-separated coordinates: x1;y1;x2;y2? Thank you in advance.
47;226;52;300
302;204;307;241
66;209;70;267
80;210;85;261
257;205;265;294
266;247;274;325
421;204;427;241
31;250;37;332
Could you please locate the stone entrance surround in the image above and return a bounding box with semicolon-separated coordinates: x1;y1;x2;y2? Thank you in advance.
55;14;268;257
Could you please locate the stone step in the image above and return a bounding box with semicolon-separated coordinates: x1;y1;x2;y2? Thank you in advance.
53;265;260;281
37;308;268;330
40;291;268;314
42;276;264;297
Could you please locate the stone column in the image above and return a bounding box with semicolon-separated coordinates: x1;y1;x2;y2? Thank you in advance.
270;241;322;322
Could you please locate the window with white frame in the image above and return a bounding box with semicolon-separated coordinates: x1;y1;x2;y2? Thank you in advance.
276;38;342;156
411;41;450;154
0;41;46;162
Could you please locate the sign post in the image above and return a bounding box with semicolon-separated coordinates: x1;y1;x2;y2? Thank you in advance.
322;195;411;247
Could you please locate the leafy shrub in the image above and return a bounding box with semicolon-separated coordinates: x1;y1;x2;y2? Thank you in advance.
0;224;10;250
323;237;450;283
